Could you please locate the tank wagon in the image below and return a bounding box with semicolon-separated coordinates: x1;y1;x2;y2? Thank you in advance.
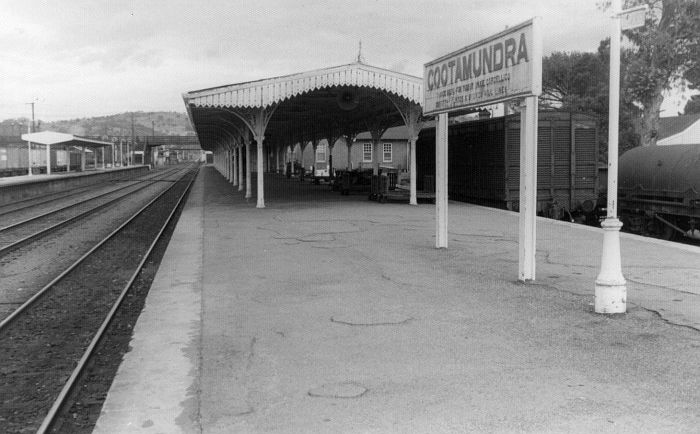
618;144;700;240
416;111;599;222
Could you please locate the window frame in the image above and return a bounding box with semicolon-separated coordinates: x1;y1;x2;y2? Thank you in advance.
362;142;372;162
382;142;392;163
316;143;326;163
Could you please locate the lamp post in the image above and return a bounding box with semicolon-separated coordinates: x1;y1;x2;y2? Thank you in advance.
595;0;626;313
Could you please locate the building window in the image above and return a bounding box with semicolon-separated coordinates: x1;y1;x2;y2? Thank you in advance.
383;143;392;162
363;143;372;162
316;143;326;162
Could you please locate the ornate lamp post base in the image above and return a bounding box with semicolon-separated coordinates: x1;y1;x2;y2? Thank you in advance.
595;218;626;313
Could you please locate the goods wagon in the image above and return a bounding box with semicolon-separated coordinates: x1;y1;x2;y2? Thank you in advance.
416;111;599;221
0;137;103;176
618;143;700;240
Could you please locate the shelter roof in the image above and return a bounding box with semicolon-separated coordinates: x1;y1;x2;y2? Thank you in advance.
657;113;700;140
21;131;112;148
183;62;423;151
356;125;408;141
184;62;422;108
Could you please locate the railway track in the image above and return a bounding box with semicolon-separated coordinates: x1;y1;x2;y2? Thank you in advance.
0;164;199;433
0;167;181;219
0;166;188;254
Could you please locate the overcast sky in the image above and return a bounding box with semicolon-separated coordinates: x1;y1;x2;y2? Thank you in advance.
0;0;690;122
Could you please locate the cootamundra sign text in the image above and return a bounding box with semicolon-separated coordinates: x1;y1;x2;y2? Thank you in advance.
423;18;542;115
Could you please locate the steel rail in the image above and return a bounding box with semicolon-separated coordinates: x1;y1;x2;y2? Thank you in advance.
0;166;180;217
0;166;184;224
0;167;192;256
0;165;198;331
36;166;200;434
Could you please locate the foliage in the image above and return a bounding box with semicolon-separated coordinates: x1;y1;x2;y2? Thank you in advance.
620;0;700;145
683;94;700;114
540;45;640;160
0;111;194;138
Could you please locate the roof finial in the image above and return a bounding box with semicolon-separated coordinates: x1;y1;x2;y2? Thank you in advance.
356;40;365;64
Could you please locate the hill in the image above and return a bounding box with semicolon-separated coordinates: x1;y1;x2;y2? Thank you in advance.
0;111;195;137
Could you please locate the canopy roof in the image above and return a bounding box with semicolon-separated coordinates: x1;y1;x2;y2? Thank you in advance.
183;62;423;150
21;131;112;148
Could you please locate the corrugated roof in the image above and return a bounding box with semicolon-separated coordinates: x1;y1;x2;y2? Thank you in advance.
657;113;700;140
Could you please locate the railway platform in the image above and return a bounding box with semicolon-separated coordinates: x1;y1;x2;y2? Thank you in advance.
0;165;150;205
94;166;700;433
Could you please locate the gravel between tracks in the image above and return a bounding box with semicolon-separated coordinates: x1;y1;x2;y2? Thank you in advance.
0;166;196;433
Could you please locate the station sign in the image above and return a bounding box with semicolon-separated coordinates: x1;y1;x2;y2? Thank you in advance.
423;18;542;116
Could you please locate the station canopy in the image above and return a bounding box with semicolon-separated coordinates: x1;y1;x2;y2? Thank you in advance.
21;131;112;149
183;61;424;150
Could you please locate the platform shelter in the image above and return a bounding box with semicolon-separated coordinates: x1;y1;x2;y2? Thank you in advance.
183;61;424;208
20;131;113;174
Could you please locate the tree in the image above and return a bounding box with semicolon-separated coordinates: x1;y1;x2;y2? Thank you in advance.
541;47;640;159
541;51;608;112
621;0;700;145
683;94;700;114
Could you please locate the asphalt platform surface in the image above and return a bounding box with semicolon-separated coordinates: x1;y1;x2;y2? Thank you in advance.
94;166;700;433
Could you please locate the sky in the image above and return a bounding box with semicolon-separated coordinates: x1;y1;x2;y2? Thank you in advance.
0;0;692;122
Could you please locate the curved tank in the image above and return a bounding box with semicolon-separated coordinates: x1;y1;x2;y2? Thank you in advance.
618;143;700;240
619;144;700;195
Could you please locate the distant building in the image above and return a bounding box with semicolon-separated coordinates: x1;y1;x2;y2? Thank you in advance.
657;113;700;145
290;125;410;174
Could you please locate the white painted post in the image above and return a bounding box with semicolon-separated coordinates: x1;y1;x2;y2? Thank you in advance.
27;124;33;176
518;96;538;281
245;144;252;199
372;137;380;175
46;144;51;175
102;147;106;169
66;148;70;172
238;146;244;191
255;137;265;208
596;0;626;313
435;113;448;248
81;146;86;171
227;149;231;181
409;136;417;206
233;146;239;186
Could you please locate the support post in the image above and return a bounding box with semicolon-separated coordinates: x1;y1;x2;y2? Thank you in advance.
409;136;417;205
232;145;239;186
328;143;334;178
66;148;71;172
255;136;264;208
102;147;106;169
227;148;232;181
46;144;51;175
245;144;252;199
283;145;288;176
276;146;280;174
81;146;86;171
27;125;33;176
596;0;626;313
518;96;538;281
435;113;448;248
346;137;353;170
371;136;381;175
238;146;244;191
